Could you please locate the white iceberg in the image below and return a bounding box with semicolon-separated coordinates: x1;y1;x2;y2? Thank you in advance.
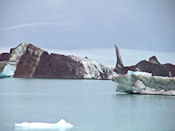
132;79;175;95
112;74;175;96
15;119;73;131
1;61;16;76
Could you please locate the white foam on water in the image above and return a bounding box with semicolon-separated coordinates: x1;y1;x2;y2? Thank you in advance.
15;119;73;131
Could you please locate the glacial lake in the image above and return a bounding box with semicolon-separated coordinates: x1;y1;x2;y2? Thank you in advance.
0;78;175;131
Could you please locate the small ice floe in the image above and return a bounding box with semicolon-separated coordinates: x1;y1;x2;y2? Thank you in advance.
15;119;73;131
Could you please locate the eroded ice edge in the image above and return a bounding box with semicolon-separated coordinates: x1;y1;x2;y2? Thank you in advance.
15;119;73;131
112;71;175;96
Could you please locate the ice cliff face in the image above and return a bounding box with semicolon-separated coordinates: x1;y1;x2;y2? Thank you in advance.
112;72;175;95
0;52;15;77
1;61;16;76
9;42;28;62
0;42;45;77
12;43;45;77
70;55;116;79
0;42;116;79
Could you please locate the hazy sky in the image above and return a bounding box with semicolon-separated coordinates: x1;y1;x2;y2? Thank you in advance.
0;0;175;51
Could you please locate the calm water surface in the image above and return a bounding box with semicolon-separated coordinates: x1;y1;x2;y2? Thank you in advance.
0;78;175;131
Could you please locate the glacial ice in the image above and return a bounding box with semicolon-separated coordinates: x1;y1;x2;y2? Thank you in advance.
9;42;27;62
127;71;152;76
132;80;175;95
112;74;175;95
15;119;73;131
0;43;28;78
1;61;16;76
70;55;117;79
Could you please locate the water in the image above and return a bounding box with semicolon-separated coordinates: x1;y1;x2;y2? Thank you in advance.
0;78;175;131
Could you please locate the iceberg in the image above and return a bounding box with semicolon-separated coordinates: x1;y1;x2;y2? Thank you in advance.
114;44;175;77
15;119;73;131
0;42;116;79
70;55;117;79
0;61;16;78
1;61;16;76
112;74;175;96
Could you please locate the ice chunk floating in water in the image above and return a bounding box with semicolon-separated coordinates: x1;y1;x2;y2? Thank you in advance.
15;119;73;131
112;73;175;96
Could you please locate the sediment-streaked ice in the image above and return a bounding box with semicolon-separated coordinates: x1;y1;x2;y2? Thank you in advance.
112;73;175;96
132;79;175;95
70;55;117;79
15;119;73;131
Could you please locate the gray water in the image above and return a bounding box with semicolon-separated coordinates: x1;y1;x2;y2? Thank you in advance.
0;78;175;131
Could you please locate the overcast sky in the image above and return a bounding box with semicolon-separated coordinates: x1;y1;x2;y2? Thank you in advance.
0;0;175;52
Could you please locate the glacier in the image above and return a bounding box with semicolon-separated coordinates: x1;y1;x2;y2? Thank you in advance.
15;119;73;131
112;72;175;95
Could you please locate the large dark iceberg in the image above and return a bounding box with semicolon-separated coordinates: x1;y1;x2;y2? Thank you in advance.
0;42;116;79
114;45;175;77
